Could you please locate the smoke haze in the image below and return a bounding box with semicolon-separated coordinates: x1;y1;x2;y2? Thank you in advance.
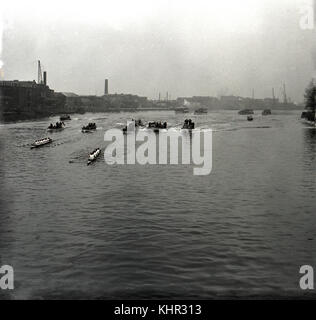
1;0;316;102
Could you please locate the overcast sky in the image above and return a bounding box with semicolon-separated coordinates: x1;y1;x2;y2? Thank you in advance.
1;0;316;102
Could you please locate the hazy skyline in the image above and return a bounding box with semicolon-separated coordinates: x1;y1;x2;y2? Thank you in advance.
1;0;316;102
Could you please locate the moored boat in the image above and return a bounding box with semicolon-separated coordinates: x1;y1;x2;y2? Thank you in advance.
301;110;316;125
194;108;208;115
60;115;71;121
87;148;101;165
31;137;52;149
301;81;316;126
239;109;254;115
262;109;272;116
175;107;190;114
247;115;254;121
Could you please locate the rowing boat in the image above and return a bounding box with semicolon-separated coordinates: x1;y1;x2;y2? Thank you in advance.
87;148;101;165
31;138;52;149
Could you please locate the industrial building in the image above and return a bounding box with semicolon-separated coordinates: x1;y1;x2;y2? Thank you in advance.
0;61;66;120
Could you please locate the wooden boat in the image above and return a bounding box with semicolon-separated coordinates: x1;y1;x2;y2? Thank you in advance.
48;122;65;131
301;81;316;126
182;119;195;130
239;109;254;115
147;121;167;133
262;109;272;116
301;111;316;126
87;148;101;166
82;123;97;133
60;115;71;121
175;107;190;114
194;108;208;115
31;137;52;149
247;115;254;121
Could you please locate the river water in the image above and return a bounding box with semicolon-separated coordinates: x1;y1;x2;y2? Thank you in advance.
0;110;315;299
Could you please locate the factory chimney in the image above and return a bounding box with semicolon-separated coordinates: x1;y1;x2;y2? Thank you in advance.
104;79;109;95
37;60;43;84
43;71;47;86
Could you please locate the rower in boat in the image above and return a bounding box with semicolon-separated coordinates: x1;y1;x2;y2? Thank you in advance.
122;121;135;134
135;119;145;128
31;137;52;149
122;119;145;134
182;119;195;130
147;121;167;133
48;121;65;130
87;148;101;165
82;123;97;133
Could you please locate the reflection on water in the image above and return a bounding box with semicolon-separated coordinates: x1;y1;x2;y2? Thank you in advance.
304;127;316;147
0;111;316;299
303;127;316;166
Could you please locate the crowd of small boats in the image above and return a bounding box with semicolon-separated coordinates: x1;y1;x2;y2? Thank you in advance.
122;119;197;134
238;109;272;121
30;115;102;165
31;106;301;167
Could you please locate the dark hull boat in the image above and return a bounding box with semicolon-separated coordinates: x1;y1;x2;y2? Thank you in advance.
48;122;65;131
262;109;272;116
301;81;316;126
239;109;254;115
182;119;195;130
87;148;101;166
247;115;254;121
175;107;190;114
147;121;167;133
82;123;97;133
60;115;71;121
301;111;316;126
194;108;208;115
31;137;52;149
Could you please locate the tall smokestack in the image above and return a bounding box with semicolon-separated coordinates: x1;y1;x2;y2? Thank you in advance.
104;79;109;95
37;60;43;84
43;71;47;86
